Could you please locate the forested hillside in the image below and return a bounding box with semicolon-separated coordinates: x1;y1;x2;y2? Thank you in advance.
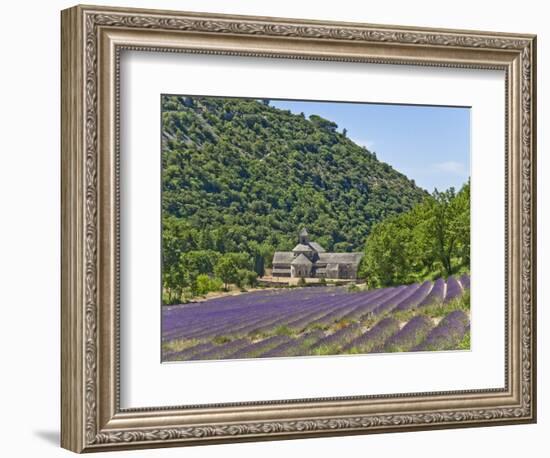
162;96;428;298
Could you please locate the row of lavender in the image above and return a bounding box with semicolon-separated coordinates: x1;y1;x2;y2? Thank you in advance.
164;309;469;361
162;274;470;361
162;274;468;344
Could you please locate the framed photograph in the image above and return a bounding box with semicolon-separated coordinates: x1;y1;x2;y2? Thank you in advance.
61;4;537;453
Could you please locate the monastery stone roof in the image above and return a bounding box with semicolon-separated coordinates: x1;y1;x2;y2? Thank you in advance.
292;243;314;252
272;251;294;264
291;253;313;265
309;241;326;253
318;252;363;265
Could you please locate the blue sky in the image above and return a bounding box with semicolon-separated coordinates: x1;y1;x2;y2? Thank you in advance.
270;99;470;193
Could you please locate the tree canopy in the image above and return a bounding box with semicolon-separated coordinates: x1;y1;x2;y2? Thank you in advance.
359;181;470;288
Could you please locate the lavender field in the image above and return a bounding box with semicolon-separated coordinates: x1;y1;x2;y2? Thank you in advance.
162;274;470;362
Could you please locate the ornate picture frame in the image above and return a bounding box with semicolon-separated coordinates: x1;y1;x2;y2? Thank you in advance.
61;4;536;453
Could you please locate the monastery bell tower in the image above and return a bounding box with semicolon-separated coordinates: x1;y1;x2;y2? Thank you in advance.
299;227;310;244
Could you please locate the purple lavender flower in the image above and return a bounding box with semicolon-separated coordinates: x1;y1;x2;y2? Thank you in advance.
414;310;470;351
384;315;433;352
226;335;291;359
444;276;463;303
188;338;251;360
417;278;445;307
161;277;471;361
372;283;422;315
459;273;470;290
342;317;400;354
309;322;362;353
339;286;405;322
259;330;325;358
393;281;433;312
163;342;215;362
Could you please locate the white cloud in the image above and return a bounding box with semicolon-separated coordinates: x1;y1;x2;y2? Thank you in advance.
432;161;467;175
350;137;375;150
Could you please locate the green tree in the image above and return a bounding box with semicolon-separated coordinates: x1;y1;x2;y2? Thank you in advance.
214;255;239;290
417;185;469;277
193;274;223;296
360;217;413;287
236;269;258;289
179;250;221;285
361;181;470;287
452;180;470;266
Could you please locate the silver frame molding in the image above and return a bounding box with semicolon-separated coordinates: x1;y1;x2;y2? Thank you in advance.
61;4;537;453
